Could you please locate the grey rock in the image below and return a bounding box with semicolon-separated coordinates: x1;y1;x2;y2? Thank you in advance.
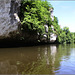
0;0;21;39
44;24;48;33
0;0;57;44
49;8;54;21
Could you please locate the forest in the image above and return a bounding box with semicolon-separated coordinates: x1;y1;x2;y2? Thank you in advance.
19;0;75;44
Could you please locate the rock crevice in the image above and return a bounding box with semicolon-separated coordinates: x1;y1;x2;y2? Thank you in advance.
0;0;21;39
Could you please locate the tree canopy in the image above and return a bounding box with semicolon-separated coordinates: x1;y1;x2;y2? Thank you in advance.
20;0;74;44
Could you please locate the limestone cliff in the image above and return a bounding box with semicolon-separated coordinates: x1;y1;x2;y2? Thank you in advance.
0;0;56;45
41;8;57;43
0;0;21;39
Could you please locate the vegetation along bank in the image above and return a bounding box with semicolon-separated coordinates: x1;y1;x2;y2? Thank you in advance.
0;0;75;46
19;0;74;44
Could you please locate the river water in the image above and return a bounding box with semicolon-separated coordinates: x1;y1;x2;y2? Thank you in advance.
0;44;75;74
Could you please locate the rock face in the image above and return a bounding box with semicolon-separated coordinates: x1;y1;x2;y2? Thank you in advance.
41;8;57;43
0;0;57;45
50;25;57;43
49;8;57;43
49;8;54;21
0;0;21;39
0;0;38;45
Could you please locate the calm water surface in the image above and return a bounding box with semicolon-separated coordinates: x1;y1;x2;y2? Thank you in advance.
0;44;75;74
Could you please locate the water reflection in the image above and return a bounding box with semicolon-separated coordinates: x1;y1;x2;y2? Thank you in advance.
0;60;18;74
0;44;75;74
50;45;57;73
44;47;49;65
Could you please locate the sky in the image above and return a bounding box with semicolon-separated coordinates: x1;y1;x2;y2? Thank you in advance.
48;1;75;32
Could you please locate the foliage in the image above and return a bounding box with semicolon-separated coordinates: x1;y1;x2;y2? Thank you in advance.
20;0;53;35
56;27;74;44
20;0;74;44
51;15;74;44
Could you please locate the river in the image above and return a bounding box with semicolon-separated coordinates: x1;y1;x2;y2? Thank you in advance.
0;44;75;74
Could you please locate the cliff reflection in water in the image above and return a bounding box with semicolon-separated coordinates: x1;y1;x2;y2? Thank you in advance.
0;60;18;74
23;45;57;74
50;45;57;73
0;44;74;74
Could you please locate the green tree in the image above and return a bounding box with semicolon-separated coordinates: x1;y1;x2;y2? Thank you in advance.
19;0;74;44
56;27;74;44
20;0;53;34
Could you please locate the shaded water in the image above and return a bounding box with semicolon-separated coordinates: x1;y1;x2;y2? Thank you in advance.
0;44;75;74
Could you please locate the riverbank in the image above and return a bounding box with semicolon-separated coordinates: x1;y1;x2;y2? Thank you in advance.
0;39;58;48
0;0;74;47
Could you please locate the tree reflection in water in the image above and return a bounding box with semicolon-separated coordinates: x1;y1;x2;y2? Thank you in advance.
30;45;57;74
0;44;73;74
